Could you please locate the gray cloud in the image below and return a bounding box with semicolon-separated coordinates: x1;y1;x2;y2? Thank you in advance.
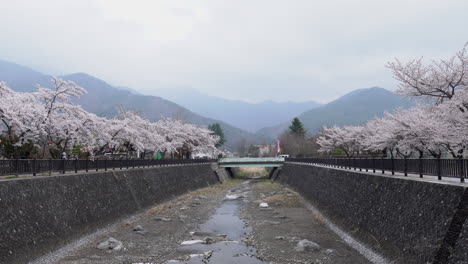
0;0;467;103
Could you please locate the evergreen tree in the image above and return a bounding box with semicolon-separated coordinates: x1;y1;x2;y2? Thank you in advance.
288;117;306;137
208;123;226;147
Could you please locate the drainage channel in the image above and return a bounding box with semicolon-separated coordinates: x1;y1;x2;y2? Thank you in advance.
171;183;265;263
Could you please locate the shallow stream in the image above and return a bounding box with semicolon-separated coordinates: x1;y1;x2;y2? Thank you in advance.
176;184;265;263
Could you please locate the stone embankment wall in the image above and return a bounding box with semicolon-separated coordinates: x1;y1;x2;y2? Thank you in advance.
0;164;220;264
276;162;468;264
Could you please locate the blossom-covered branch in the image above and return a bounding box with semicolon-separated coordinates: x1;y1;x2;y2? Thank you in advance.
0;79;221;158
318;43;468;158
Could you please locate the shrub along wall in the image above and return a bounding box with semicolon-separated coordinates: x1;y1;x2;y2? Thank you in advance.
0;164;219;264
276;162;468;264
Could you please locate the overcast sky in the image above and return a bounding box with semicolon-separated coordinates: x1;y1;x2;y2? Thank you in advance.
1;0;467;103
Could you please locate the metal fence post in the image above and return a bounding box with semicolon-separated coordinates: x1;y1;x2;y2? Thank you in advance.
85;158;89;172
373;158;376;173
15;159;19;175
459;157;464;183
62;159;65;174
104;159;107;171
404;157;408;176
437;157;441;180
391;157;395;175
359;157;362;171
74;158;78;173
381;157;385;174
32;158;36;176
419;157;423;178
96;158;99;172
49;158;52;175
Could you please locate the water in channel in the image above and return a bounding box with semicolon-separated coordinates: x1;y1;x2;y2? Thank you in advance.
176;184;265;264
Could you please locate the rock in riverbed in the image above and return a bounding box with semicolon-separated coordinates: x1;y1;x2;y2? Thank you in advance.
133;225;146;235
181;240;205;245
225;194;244;200
294;239;321;252
133;225;144;232
204;237;215;244
154;217;171;222
97;237;123;251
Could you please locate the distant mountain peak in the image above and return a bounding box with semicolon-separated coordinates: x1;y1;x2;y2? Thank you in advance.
0;59;45;76
0;59;26;68
344;86;389;95
65;72;93;78
332;87;396;103
63;72;110;85
155;87;322;132
256;86;413;138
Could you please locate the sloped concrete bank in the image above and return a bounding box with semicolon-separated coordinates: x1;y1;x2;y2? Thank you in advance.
275;162;468;264
211;163;231;182
0;163;220;264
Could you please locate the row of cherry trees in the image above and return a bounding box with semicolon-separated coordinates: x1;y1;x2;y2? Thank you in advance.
0;78;220;159
318;43;468;158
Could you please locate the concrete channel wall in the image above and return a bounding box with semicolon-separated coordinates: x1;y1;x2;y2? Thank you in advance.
0;164;220;264
276;162;468;264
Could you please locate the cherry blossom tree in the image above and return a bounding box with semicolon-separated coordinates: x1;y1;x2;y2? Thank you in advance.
153;118;220;158
0;82;44;147
387;43;468;103
318;43;468;159
0;78;220;159
31;78;95;158
316;125;365;157
387;43;468;157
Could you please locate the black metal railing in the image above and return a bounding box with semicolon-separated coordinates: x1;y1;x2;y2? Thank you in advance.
285;157;468;183
0;158;216;177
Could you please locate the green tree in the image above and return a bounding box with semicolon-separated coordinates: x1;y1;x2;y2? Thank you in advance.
288;117;306;137
208;123;226;148
0;136;36;159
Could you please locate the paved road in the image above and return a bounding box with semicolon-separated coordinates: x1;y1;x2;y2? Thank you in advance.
37;179;373;264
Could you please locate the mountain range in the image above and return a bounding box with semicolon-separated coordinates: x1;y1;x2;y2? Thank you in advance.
256;87;414;139
154;88;322;133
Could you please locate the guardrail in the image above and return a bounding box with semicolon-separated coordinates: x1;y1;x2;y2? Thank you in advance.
0;158;216;177
286;157;468;183
219;157;285;163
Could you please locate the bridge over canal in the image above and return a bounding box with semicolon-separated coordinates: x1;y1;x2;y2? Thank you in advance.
218;157;284;168
218;157;284;179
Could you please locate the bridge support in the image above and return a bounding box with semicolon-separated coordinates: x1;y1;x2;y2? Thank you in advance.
269;166;282;181
225;167;235;178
